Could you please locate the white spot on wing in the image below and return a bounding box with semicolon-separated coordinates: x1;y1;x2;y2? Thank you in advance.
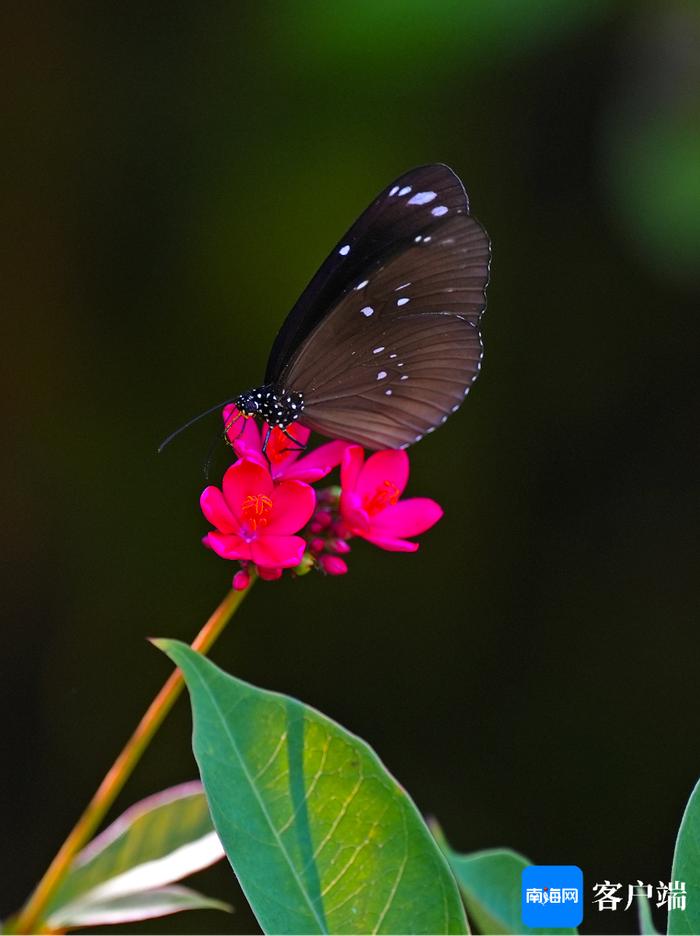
407;190;437;205
396;297;410;306
361;306;374;317
339;244;350;256
451;404;460;412
400;375;408;380
398;185;412;196
385;389;393;396
377;371;387;380
395;282;411;290
431;205;448;217
373;346;385;354
355;279;369;290
389;185;399;196
389;353;397;359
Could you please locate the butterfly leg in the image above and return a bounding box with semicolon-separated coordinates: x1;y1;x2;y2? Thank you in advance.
223;413;247;447
280;426;307;454
261;425;273;462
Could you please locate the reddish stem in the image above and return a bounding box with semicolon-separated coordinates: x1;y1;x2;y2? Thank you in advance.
13;582;254;934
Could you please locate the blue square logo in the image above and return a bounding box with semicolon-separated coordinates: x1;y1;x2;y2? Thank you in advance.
522;865;584;928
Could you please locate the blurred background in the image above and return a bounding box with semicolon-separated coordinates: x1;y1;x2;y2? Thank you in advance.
2;2;699;933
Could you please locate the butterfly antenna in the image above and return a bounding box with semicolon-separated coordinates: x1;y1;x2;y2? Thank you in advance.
157;398;237;454
203;428;227;480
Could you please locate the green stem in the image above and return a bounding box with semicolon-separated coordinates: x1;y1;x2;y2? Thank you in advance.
13;580;255;935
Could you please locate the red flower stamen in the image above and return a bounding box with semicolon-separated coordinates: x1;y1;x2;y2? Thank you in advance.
363;480;400;515
241;493;273;531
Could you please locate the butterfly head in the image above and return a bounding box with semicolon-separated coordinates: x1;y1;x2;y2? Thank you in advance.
235;390;261;418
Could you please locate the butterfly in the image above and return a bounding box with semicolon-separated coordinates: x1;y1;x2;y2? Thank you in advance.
161;164;490;457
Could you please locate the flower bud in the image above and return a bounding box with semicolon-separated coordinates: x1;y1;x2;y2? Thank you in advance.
294;552;315;576
309;538;326;555
318;485;342;505
319;555;348;576
314;510;333;529
232;568;251;591
328;538;351;554
331;522;351;540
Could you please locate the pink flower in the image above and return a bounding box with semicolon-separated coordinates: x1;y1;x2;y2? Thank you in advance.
340;446;443;552
223;404;348;483
201;458;315;570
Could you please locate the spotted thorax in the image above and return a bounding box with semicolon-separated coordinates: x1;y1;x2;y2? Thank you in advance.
233;386;305;447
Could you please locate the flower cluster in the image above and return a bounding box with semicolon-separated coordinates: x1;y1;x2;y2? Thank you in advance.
200;406;443;587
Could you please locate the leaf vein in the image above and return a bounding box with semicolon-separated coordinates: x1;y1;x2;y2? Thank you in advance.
189;666;327;933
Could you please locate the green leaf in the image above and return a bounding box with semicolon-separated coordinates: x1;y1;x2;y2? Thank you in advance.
637;892;659;935
48;885;230;928
433;827;576;935
668;779;700;935
157;639;468;935
46;781;226;929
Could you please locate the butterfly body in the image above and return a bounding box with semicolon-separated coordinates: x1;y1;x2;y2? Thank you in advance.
235;386;304;429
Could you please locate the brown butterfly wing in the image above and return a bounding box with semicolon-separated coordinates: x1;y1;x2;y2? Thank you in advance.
279;213;490;449
265;164;471;385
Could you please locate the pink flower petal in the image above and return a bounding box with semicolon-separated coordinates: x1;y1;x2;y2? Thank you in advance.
372;498;443;537
339;491;370;533
357;449;409;500
231;443;268;470
264;423;312;477
257;565;283;581
222;402;237;425
281;439;350;482
264;480;316;535
362;532;420;553
222;459;273;521
205;532;252;560
250;534;306;568
224;406;261;451
200;486;240;534
341;445;365;494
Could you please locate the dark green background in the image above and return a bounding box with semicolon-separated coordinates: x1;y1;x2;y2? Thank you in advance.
3;3;699;934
